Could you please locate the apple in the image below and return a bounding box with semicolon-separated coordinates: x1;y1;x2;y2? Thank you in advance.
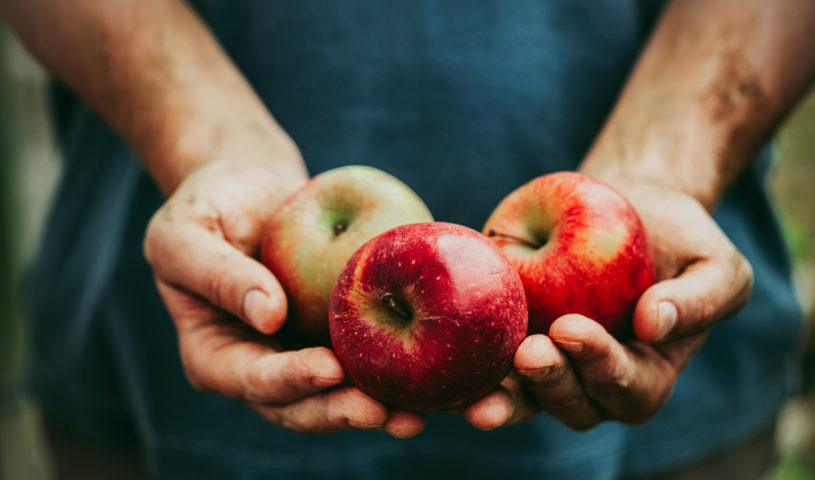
483;172;654;337
261;165;433;340
329;222;528;412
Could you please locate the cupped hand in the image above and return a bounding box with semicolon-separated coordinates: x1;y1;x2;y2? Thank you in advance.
143;159;425;438
463;183;753;431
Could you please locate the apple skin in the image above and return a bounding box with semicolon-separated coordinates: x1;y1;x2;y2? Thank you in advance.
329;222;528;412
261;166;433;340
483;172;655;338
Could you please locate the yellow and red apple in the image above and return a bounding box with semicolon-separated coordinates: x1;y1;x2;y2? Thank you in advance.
261;166;433;340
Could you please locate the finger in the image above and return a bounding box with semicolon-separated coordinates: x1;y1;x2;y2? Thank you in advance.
162;282;346;403
145;217;287;334
549;314;674;424
183;336;347;405
381;410;426;439
463;385;514;431
514;334;604;430
633;251;753;343
253;386;389;434
462;372;539;430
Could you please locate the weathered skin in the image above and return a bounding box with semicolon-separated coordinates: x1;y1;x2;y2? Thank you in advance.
483;172;654;337
330;222;528;412
262;166;433;340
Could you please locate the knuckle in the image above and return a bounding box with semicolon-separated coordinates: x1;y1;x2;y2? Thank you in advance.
185;372;210;393
326;387;370;430
738;253;753;281
736;256;754;300
580;342;615;364
523;363;567;387
294;348;319;374
264;409;284;426
180;351;213;393
324;393;350;428
242;357;273;404
697;300;717;326
587;368;631;397
606;367;631;392
283;350;316;389
547;394;584;413
259;405;332;434
278;416;307;432
266;410;306;431
729;251;753;291
294;347;335;383
202;268;226;307
142;212;166;266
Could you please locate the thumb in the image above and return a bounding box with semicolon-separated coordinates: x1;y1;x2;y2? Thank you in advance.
633;253;753;343
145;219;288;334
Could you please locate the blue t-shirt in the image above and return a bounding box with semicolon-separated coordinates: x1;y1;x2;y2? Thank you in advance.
26;1;800;478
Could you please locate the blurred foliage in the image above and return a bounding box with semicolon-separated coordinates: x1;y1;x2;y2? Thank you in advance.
773;89;815;266
0;26;55;480
771;456;815;480
769;87;815;480
781;217;811;265
0;22;18;381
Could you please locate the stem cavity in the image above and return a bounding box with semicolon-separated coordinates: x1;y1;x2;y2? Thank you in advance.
382;293;412;321
487;229;545;249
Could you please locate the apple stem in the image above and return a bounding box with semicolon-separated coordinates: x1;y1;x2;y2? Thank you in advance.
486;229;540;249
382;293;412;320
333;222;346;236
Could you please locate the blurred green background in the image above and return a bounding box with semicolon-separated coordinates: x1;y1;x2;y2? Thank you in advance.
770;85;815;480
0;25;59;480
1;24;813;480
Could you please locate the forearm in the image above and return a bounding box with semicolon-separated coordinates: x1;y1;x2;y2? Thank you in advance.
582;0;815;210
0;0;304;195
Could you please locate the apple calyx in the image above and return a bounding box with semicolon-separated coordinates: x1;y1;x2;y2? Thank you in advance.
381;293;412;321
487;229;546;249
329;210;353;236
333;221;347;236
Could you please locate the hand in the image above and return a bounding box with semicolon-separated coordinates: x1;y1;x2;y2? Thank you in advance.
462;183;753;430
144;159;426;438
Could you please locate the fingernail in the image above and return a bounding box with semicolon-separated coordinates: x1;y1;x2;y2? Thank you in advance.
348;420;379;430
529;333;551;351
243;289;271;332
517;366;555;382
655;301;678;341
311;376;343;388
553;339;584;355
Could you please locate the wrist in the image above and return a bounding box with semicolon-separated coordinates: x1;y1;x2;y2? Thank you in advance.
579;102;752;211
144;111;307;196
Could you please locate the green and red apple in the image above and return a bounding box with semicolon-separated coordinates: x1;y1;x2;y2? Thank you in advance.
261;166;433;340
483;172;654;337
329;222;528;411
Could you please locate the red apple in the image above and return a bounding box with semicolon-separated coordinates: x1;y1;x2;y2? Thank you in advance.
483;172;654;337
261;166;433;340
329;222;528;412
